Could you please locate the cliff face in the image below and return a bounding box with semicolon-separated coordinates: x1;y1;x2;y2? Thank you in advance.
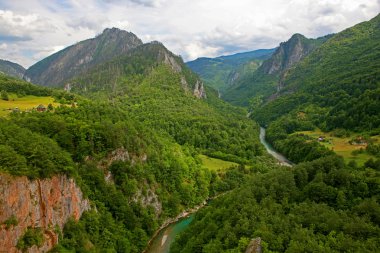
260;34;316;75
25;27;143;87
0;173;90;253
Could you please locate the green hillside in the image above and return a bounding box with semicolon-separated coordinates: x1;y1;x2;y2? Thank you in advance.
186;49;274;93
224;34;331;107
1;36;266;252
254;14;380;130
169;14;380;253
1;13;380;253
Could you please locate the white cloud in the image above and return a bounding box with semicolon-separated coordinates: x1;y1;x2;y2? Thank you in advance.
0;0;379;67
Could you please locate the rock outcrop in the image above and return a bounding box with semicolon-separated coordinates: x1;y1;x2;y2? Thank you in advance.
25;27;143;87
245;237;262;253
0;173;90;253
261;34;317;75
193;80;206;99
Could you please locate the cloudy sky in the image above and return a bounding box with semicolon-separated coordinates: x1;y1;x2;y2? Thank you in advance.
0;0;379;67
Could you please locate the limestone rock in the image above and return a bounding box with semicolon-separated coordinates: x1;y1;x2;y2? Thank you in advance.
0;173;90;253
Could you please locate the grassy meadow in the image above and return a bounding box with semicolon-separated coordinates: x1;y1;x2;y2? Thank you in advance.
0;94;59;117
296;129;380;166
199;154;239;171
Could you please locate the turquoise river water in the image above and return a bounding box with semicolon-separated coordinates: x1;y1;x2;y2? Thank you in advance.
145;127;291;252
145;214;194;253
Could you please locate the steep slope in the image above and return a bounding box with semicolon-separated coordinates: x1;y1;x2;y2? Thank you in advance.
1;29;266;252
260;34;326;75
254;13;380;131
24;28;143;87
69;41;206;98
169;16;380;253
186;49;275;93
223;34;331;106
0;60;25;79
0;174;90;253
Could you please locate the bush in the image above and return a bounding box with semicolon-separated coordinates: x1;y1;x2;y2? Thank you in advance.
3;215;18;229
17;227;44;251
1;90;9;101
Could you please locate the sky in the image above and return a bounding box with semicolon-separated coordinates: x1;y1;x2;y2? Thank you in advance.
0;0;379;68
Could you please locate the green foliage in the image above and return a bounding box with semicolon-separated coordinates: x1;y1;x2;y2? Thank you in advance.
0;120;75;178
367;143;380;157
186;49;275;92
2;58;266;252
17;227;44;251
224;34;330;106
171;156;380;252
1;90;9;101
254;14;380;133
0;73;51;97
3;215;18;229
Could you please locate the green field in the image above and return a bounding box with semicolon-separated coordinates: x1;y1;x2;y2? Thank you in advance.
0;94;59;117
199;154;239;171
297;129;380;166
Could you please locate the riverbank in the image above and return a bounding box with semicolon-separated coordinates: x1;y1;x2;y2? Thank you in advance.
143;200;206;253
144;191;228;253
259;127;293;167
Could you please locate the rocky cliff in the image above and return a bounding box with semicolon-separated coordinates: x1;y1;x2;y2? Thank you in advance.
25;28;143;87
0;173;90;253
261;34;325;75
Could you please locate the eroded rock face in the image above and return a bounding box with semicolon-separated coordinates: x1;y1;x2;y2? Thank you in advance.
0;174;90;253
193;80;207;99
261;34;315;75
245;237;262;253
132;185;162;217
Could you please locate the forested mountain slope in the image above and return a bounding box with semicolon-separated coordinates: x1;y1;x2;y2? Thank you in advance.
254;13;380;131
186;49;275;93
24;28;143;87
223;34;331;106
170;15;380;253
0;25;267;252
69;41;206;99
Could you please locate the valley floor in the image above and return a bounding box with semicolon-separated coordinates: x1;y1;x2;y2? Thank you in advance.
295;129;380;166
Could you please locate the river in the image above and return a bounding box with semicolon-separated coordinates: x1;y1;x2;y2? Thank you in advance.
144;214;194;253
145;127;292;253
259;127;293;166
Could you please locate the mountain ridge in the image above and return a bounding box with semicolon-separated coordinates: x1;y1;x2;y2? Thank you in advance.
24;27;143;87
186;49;275;93
0;59;25;79
223;33;332;106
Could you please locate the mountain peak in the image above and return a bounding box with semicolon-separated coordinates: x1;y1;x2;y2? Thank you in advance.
260;33;325;75
100;27;141;41
289;33;306;40
25;28;143;86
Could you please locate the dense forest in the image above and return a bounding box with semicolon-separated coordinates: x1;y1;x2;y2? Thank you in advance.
0;58;265;252
171;154;380;252
1;10;379;253
169;13;380;253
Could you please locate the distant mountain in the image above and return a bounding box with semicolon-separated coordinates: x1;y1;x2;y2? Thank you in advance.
223;33;331;106
68;41;206;98
186;49;275;93
24;28;143;87
0;59;25;79
255;13;380;130
260;33;329;75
